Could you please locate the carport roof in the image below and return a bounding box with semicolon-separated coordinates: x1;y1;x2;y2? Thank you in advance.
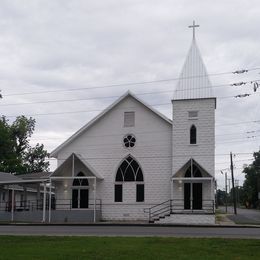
0;172;21;182
0;171;49;185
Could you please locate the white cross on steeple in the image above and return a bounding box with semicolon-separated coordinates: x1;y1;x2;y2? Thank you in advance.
188;20;199;40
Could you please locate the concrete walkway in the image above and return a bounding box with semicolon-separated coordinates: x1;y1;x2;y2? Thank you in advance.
218;206;260;225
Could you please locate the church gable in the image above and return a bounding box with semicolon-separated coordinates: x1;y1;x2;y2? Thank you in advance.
50;91;172;158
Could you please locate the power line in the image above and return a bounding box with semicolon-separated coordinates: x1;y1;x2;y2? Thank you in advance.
216;129;260;137
215;159;253;164
26;126;260;143
31;132;259;150
1;86;260;107
2;91;260;119
216;119;260;127
29;128;260;141
3;67;260;97
3;79;260;98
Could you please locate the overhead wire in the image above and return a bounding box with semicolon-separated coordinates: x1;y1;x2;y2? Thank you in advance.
1;84;260;108
2;66;260;97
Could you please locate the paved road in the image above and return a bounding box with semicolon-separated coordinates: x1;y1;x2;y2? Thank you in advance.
0;225;260;238
219;206;260;225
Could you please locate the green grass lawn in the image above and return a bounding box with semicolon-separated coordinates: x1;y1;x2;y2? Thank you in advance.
0;236;259;260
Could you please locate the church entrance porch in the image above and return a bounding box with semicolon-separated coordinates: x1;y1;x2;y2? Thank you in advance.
147;158;215;224
46;153;104;223
171;158;215;214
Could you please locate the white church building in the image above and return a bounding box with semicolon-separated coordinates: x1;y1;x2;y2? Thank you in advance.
48;23;216;224
0;23;216;224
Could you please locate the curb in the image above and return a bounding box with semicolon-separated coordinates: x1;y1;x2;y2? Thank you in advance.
0;222;259;228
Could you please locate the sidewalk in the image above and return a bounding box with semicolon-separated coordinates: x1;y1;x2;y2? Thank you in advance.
218;206;260;225
216;213;235;226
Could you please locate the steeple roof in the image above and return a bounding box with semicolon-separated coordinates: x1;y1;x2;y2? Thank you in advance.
173;38;213;100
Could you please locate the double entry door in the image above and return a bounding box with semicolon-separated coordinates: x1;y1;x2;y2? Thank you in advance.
184;183;202;210
72;189;89;209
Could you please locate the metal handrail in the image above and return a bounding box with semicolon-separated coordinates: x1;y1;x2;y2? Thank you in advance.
148;199;215;222
150;204;171;217
149;199;171;210
0;198;103;212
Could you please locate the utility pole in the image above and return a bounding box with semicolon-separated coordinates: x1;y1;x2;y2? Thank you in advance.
230;152;237;214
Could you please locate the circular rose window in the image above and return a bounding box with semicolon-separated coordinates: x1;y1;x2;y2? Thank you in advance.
123;134;136;148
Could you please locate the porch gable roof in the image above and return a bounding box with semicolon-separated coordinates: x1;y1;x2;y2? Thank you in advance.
172;158;213;178
50;153;104;180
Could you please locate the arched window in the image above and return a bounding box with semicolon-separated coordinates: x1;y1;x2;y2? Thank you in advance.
73;172;89;186
72;172;89;209
190;125;197;144
115;156;144;202
185;164;202;178
115;156;143;182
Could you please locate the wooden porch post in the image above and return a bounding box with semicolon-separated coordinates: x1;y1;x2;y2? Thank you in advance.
72;153;75;176
42;182;47;222
23;186;27;210
37;184;41;210
170;176;173;200
48;180;52;223
190;159;193;210
211;178;214;212
11;187;15;222
93;178;96;223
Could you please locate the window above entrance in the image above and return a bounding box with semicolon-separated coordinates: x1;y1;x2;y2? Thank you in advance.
73;172;89;186
123;134;136;148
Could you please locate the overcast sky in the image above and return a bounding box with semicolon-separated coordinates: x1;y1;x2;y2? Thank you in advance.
0;0;260;189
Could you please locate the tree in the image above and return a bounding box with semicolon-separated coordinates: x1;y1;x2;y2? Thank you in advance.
0;116;49;174
242;151;260;208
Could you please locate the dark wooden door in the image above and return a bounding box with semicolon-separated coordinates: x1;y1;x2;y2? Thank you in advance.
184;183;191;209
80;189;89;208
72;189;78;208
192;183;202;210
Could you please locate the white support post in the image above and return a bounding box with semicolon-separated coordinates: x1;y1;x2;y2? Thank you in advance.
23;186;27;209
170;177;173;211
42;182;47;222
190;159;193;210
93;178;96;223
37;184;41;210
48;180;52;223
72;153;75;177
191;158;193;176
11;187;15;222
211;178;214;211
190;180;193;210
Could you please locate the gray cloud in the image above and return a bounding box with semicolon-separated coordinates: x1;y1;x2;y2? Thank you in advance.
0;0;260;188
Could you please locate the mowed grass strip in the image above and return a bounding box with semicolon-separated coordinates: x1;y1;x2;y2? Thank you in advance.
0;236;259;260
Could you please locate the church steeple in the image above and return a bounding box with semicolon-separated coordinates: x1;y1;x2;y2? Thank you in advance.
174;21;213;100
